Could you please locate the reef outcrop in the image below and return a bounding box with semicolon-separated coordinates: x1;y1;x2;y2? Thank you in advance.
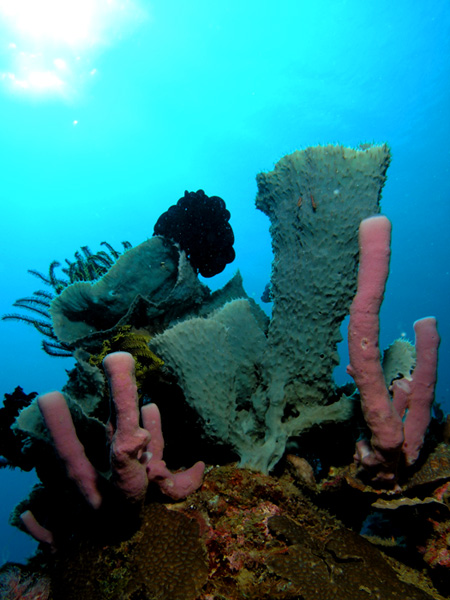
0;144;446;600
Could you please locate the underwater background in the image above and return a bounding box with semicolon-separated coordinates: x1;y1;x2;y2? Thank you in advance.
0;0;449;566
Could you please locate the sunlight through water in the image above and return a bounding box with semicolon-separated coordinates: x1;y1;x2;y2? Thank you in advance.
0;0;147;96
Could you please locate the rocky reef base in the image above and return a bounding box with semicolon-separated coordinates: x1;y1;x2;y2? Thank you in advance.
4;464;447;600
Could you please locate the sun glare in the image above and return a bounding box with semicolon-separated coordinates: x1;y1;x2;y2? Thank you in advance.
0;0;147;96
0;0;94;45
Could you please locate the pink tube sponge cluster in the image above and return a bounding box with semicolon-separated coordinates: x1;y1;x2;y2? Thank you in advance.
347;216;440;482
22;352;205;547
104;352;205;502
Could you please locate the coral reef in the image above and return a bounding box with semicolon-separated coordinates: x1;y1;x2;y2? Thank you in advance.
0;563;50;600
313;441;450;597
50;503;208;600
0;145;447;599
11;466;446;599
267;515;431;599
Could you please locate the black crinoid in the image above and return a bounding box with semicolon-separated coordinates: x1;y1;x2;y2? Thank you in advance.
153;190;235;277
2;241;131;357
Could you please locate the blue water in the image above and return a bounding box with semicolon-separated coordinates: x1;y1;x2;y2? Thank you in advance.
0;0;449;564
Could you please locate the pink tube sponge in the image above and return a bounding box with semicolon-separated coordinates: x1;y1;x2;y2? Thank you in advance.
347;216;440;482
142;403;205;500
20;510;56;551
36;351;204;516
103;352;151;502
30;352;205;549
347;216;404;478
392;317;440;466
104;352;205;502
37;391;102;509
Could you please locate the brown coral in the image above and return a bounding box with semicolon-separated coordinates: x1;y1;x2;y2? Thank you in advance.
267;515;435;599
50;503;207;600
